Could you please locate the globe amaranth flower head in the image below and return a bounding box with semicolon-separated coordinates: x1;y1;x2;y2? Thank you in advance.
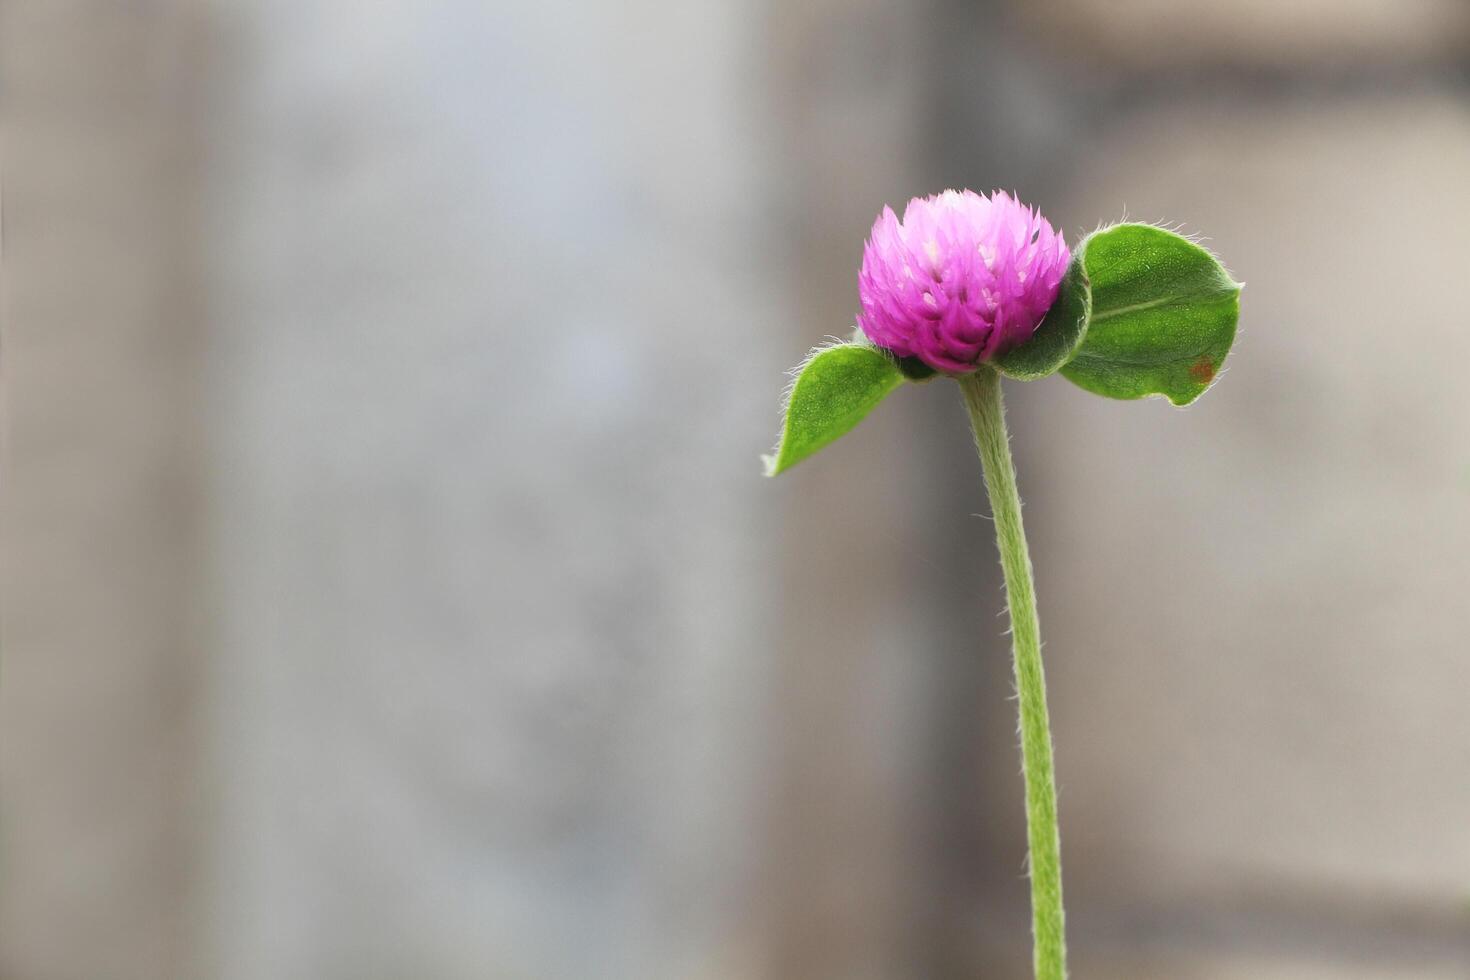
857;189;1070;374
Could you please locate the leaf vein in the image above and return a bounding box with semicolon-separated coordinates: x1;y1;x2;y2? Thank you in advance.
1090;290;1226;323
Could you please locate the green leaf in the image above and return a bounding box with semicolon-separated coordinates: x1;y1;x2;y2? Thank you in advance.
993;251;1091;381
1059;223;1241;406
763;342;905;476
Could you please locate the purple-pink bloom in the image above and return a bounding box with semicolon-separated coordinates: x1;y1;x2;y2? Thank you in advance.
857;189;1070;374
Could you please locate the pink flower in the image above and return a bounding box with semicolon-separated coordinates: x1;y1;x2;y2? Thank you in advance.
857;189;1070;374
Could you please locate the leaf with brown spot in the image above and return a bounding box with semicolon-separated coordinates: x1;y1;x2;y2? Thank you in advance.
1059;224;1241;406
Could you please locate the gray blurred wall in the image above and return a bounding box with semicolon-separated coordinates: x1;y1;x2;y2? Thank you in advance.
199;2;786;978
2;3;205;978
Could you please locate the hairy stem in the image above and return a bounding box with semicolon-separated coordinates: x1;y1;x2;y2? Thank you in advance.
960;367;1067;980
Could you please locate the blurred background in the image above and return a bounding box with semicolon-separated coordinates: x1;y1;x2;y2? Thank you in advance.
5;1;1470;978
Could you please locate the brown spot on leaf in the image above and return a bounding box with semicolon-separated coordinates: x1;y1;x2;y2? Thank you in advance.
1188;356;1215;384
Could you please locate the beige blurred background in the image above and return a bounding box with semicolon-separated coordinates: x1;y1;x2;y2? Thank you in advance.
5;1;1470;978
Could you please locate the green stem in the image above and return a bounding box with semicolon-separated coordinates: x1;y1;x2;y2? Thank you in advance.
960;367;1068;980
